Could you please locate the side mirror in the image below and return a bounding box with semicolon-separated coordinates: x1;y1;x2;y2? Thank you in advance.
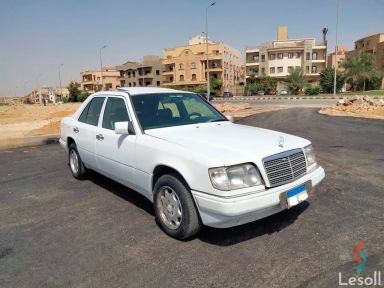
225;115;234;122
115;121;135;135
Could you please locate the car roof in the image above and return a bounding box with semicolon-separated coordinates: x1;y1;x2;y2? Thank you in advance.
117;87;192;96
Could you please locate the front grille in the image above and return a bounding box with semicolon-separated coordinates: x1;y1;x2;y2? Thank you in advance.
263;149;307;187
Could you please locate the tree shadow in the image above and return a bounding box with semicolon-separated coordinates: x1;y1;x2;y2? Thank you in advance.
197;201;309;246
87;171;155;216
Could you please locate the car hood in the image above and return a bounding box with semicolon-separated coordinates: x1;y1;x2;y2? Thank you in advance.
145;122;311;166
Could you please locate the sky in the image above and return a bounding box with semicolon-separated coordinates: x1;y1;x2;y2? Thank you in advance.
0;0;383;96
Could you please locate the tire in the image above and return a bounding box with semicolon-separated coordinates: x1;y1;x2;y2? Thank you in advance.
68;143;88;179
153;174;201;240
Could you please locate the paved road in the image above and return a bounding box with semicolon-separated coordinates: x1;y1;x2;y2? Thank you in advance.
213;98;338;106
1;109;383;288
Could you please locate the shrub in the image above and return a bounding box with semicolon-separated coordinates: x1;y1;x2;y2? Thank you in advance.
304;86;320;95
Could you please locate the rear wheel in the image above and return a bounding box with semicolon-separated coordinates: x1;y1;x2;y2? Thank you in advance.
154;174;201;239
68;143;88;179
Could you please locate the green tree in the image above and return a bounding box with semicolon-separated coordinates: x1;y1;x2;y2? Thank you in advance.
77;91;90;102
343;52;381;91
319;68;344;93
210;77;222;94
67;81;80;102
287;67;307;95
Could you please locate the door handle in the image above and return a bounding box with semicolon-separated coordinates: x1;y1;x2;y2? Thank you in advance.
96;134;104;141
73;127;79;133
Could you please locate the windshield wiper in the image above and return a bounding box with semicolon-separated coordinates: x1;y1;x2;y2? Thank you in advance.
206;119;228;123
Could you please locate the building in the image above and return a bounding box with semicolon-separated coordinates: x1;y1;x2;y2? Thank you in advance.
80;67;120;93
245;26;327;90
354;33;384;72
161;35;245;95
327;45;349;71
116;55;163;87
28;86;69;104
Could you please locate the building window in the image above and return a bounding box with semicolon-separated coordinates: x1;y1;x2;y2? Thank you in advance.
191;74;197;81
261;68;265;74
191;62;196;69
261;55;265;62
277;67;283;73
133;82;136;86
288;52;294;59
179;63;184;70
312;66;317;73
270;67;275;74
312;52;318;60
277;53;283;59
269;54;276;60
179;75;184;81
157;81;160;86
129;82;131;87
295;52;300;58
156;70;160;75
306;52;310;60
306;66;310;73
288;66;293;72
133;72;135;77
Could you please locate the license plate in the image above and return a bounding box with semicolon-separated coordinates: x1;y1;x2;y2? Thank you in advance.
280;183;309;209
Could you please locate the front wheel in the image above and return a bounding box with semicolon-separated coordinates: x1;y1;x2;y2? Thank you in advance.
68;143;88;179
154;174;201;239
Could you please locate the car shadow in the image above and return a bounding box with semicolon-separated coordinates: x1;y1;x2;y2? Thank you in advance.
197;201;309;246
85;170;308;245
87;171;155;216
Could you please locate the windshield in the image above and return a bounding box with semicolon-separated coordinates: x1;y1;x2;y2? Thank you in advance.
131;93;227;130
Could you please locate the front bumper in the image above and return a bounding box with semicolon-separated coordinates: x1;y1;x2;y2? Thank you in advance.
192;165;325;228
59;138;67;153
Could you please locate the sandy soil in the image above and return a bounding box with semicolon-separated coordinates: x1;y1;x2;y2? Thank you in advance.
0;101;323;149
319;103;384;120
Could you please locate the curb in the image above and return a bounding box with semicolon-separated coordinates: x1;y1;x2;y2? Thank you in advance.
213;96;382;101
0;134;59;150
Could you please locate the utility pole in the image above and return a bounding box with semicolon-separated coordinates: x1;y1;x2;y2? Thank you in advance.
100;45;107;91
205;2;216;101
333;0;340;97
58;64;63;101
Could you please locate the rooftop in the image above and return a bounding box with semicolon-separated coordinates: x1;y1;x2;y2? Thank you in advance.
117;87;189;95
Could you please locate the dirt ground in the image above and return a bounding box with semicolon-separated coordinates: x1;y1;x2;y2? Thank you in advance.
319;102;384;120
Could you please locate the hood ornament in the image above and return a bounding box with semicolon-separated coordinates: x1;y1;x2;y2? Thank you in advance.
278;136;284;148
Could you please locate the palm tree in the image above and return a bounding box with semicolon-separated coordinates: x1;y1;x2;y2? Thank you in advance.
343;52;378;91
287;67;307;95
322;28;328;67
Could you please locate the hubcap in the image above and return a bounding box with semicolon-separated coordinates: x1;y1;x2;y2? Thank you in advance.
156;186;182;230
69;149;79;174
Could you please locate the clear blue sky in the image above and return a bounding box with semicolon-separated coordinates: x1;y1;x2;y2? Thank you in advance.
0;0;383;96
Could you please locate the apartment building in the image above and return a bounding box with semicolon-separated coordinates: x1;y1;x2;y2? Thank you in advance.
327;45;349;71
80;67;120;93
116;55;163;87
162;35;245;94
354;33;384;72
28;86;69;104
245;26;327;89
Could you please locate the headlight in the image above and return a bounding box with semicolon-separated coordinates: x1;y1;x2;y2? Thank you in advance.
304;144;316;166
209;163;263;191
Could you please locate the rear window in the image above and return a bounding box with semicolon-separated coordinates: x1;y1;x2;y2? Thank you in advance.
78;97;105;126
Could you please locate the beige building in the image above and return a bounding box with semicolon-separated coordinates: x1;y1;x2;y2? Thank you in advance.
327;45;349;72
116;55;163;87
162;35;245;94
80;67;120;93
354;33;384;72
28;86;69;104
245;26;327;89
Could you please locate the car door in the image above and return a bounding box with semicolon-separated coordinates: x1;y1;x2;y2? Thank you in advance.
75;96;106;170
95;96;136;188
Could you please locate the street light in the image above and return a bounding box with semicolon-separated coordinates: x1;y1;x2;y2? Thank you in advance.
205;1;216;101
333;0;340;97
58;64;63;100
100;45;107;90
37;73;42;104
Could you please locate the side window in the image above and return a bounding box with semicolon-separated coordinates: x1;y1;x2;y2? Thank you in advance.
102;97;130;130
78;97;105;126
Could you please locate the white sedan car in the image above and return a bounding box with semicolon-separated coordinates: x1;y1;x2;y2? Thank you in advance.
60;87;325;239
